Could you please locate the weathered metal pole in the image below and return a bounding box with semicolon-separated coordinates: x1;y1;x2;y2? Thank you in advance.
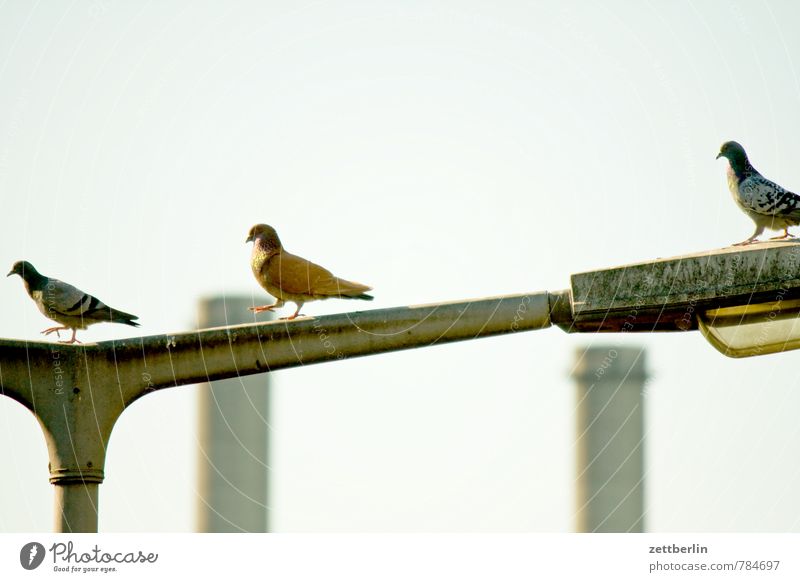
54;485;99;533
196;296;271;532
0;291;558;532
0;343;119;532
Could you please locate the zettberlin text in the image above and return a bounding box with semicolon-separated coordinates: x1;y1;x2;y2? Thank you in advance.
649;544;708;554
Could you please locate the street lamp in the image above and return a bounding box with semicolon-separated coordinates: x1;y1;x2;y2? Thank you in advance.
563;240;800;357
698;300;800;358
1;241;800;531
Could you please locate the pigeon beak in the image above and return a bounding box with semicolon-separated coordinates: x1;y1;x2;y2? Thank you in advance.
715;152;722;160
245;234;254;243
7;270;14;277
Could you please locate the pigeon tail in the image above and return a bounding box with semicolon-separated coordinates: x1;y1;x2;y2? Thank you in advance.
104;307;141;327
330;278;373;299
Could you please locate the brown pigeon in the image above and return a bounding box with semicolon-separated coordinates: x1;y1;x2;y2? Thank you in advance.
246;224;373;320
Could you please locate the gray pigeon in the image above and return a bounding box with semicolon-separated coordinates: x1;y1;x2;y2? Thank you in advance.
7;260;140;344
717;140;800;245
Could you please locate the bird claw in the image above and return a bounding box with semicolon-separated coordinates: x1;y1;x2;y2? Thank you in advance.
59;338;82;345
279;313;304;321
249;305;276;313
41;327;65;337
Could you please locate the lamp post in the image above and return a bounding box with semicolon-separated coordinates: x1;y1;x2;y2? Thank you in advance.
1;241;799;531
564;241;800;356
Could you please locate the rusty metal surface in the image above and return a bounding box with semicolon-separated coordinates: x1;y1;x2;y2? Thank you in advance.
569;241;800;332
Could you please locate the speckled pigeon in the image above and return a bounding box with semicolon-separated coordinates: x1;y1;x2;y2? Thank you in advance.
717;140;800;245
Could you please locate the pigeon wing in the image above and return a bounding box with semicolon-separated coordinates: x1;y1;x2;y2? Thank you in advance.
39;279;102;317
43;279;138;324
740;175;800;220
264;252;371;298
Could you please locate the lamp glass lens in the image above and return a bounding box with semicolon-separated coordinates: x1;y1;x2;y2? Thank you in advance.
698;298;800;357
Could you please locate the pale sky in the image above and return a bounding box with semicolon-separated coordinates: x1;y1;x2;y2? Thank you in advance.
2;0;800;532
